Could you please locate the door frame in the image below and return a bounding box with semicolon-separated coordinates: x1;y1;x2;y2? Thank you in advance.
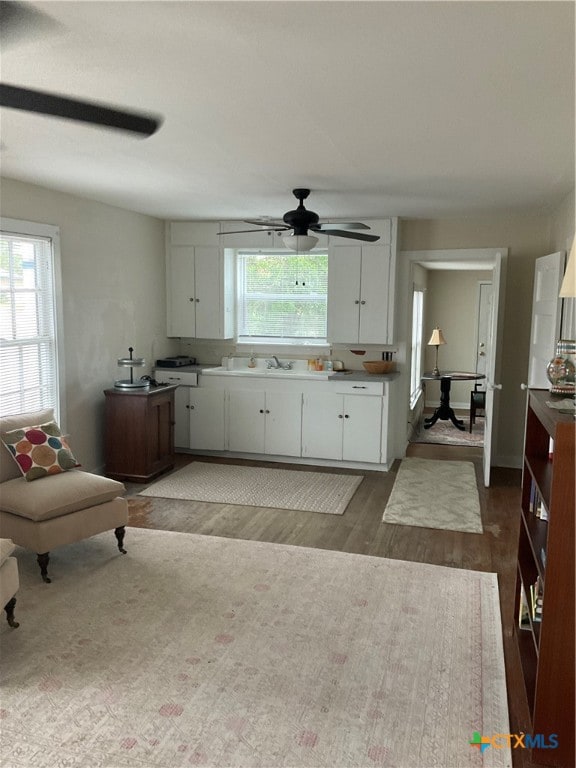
474;280;493;388
394;248;508;487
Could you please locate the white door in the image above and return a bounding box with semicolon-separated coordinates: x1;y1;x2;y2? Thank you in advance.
527;252;565;388
194;246;221;339
483;252;507;487
475;282;493;387
327;246;362;343
342;396;382;463
189;389;225;451
264;391;302;457
359;245;392;344
168;246;195;337
302;392;343;460
228;390;265;453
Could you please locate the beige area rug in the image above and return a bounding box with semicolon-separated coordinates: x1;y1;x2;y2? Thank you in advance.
138;462;363;515
1;529;510;768
383;457;483;533
410;419;484;447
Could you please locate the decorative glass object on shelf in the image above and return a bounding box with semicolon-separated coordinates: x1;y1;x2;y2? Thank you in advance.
546;339;576;396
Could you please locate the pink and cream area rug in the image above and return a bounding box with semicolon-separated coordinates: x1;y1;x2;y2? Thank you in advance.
0;528;511;768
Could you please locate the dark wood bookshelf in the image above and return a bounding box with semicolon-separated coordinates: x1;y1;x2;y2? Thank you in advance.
514;389;575;767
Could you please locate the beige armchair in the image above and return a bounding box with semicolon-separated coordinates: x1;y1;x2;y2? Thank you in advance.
0;538;19;627
0;409;128;583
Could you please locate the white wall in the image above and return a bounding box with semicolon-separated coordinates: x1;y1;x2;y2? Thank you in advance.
0;177;178;472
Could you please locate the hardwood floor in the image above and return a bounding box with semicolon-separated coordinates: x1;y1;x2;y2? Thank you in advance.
127;444;538;768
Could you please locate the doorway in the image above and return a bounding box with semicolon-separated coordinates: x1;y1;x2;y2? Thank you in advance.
394;248;508;487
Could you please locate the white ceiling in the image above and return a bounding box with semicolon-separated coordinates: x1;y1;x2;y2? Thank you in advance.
1;1;574;223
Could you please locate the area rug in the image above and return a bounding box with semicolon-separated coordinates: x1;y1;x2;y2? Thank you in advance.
138;462;363;515
383;457;483;533
410;419;484;447
0;529;510;768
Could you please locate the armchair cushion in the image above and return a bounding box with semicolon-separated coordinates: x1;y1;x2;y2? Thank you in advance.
2;421;79;481
0;470;125;522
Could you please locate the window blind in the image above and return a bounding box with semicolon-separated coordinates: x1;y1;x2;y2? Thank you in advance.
0;231;59;417
237;250;328;342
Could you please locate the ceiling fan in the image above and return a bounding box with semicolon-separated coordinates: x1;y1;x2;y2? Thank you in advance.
0;1;162;137
220;189;380;247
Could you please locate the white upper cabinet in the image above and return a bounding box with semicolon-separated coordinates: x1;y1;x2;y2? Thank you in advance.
220;221;278;249
171;221;221;246
327;218;397;345
166;223;233;339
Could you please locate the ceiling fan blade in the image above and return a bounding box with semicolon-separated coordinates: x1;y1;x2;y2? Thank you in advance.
313;222;370;231
0;83;162;137
243;219;287;228
219;228;287;235
316;229;380;242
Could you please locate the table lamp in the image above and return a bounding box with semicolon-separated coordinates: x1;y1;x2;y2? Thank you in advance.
428;327;447;376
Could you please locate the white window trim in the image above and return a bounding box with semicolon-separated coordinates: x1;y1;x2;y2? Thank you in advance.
409;288;424;410
0;217;65;426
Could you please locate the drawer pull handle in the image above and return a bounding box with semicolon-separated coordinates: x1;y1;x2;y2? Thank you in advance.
338;414;343;419
344;414;349;418
352;385;367;389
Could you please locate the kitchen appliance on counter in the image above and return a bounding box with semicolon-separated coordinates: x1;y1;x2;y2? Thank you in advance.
155;356;196;368
114;347;149;390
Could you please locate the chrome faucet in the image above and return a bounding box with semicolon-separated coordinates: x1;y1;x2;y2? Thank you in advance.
266;356;293;370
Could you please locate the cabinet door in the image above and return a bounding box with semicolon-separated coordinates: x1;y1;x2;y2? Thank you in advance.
301;392;343;460
359;245;391;344
168;246;195;337
174;386;191;449
265;391;302;457
146;391;175;477
327;246;361;343
194;246;222;339
220;221;274;248
189;389;225;451
342;395;382;463
171;221;220;246
228;390;266;453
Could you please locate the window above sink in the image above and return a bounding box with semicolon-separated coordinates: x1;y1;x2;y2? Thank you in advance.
237;249;328;346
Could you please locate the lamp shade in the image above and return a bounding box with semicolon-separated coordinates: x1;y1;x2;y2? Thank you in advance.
559;241;576;298
428;327;447;346
282;234;319;252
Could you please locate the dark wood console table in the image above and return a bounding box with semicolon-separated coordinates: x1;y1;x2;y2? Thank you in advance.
421;371;485;431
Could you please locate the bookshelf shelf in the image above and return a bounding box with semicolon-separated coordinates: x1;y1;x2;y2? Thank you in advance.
515;390;575;767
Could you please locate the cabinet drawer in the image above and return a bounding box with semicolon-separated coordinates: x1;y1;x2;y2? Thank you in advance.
331;380;384;395
154;370;198;386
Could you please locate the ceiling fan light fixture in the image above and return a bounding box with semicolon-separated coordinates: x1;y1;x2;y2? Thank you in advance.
282;234;319;252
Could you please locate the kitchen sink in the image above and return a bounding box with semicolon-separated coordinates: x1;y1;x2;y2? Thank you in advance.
201;366;330;380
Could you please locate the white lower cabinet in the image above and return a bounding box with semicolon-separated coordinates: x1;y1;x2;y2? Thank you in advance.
228;390;302;457
302;392;382;464
172;387;224;451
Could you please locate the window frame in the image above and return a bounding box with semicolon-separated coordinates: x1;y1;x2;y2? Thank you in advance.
0;217;65;423
235;248;329;347
410;287;425;410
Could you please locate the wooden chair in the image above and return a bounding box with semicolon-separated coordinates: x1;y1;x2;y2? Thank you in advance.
470;383;486;432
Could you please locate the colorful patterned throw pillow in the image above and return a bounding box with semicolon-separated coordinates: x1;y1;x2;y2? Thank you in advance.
2;421;80;481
